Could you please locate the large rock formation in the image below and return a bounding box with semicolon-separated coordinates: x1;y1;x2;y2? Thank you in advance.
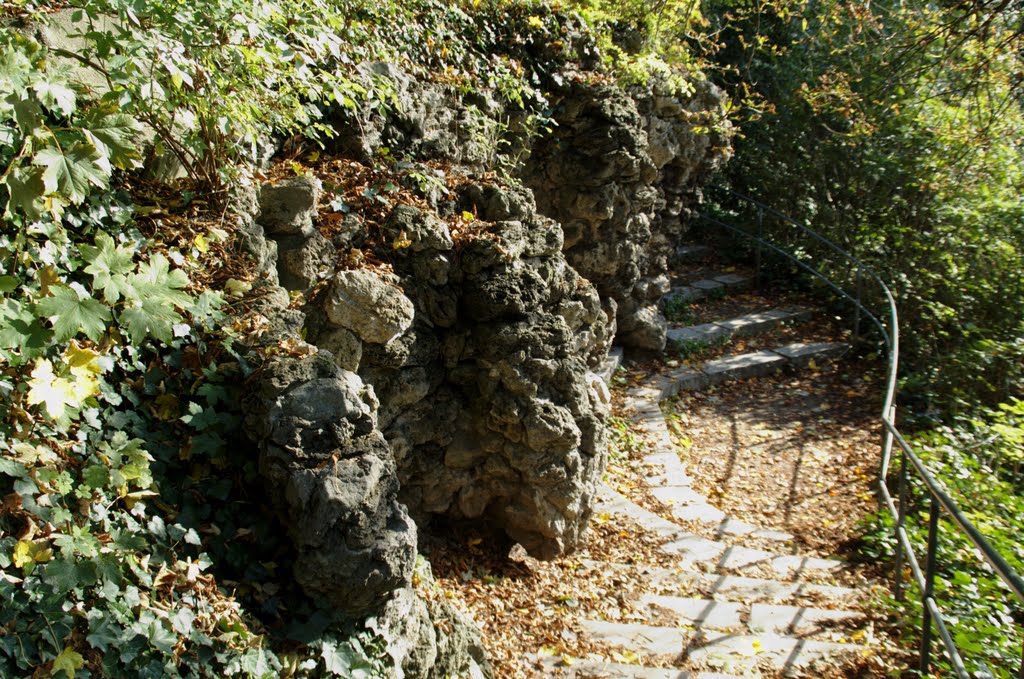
336;184;611;560
521;77;732;351
238;43;729;676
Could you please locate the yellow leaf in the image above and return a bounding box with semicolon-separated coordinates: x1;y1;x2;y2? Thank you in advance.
153;394;180;421
50;646;85;678
13;539;52;569
807;359;818;370
304;151;321;163
527;15;544;28
63;341;101;373
461;211;475;222
26;359;75;419
537;646;558;658
467;537;482;547
224;278;252;297
560;654;575;667
193;233;210;254
392;229;412;250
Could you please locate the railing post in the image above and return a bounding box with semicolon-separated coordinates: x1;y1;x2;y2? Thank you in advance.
919;495;941;674
754;206;764;290
894;447;909;601
853;266;863;342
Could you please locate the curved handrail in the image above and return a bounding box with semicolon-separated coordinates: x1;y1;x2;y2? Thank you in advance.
699;188;1024;678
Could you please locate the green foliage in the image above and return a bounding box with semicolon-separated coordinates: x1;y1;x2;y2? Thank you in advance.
566;0;706;87
699;0;1024;414
862;416;1024;677
0;33;142;221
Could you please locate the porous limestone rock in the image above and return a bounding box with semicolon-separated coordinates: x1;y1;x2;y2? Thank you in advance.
370;562;492;679
521;77;732;351
319;184;612;560
324;269;417;345
247;354;417;617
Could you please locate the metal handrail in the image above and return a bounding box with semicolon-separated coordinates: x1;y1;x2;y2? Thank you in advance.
699;188;1024;677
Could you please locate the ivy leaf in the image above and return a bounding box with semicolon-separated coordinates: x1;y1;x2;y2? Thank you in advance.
81;107;143;171
147;620;177;654
50;646;84;678
321;640;362;676
0;298;50;352
33;143;110;206
239;648;275;677
86;613;122;653
37;285;111;343
81;233;136;303
3;164;48;220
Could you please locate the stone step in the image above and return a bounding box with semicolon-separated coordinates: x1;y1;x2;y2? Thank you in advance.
579;561;859;608
666;308;813;347
599;347;626;384
638;594;745;629
646;486;792;543
772;341;848;368
595;488;839;580
703;350;788;384
666;274;753;304
747;603;865;636
682;632;869;676
656;342;852;398
637;594;865;638
578;622;869;676
672;244;715;265
540;656;750;679
659;534;846;580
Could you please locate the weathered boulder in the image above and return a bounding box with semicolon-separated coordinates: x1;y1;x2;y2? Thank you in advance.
324;269;417;345
255;176;338;291
370;562;492;679
258;176;321;237
246;354;417;617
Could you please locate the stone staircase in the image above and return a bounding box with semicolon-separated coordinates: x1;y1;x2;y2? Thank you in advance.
539;245;884;678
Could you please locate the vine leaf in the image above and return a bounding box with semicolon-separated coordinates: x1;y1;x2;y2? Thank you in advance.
50;645;85;678
82;233;136;303
81;108;143;171
33;143;110;206
36;284;112;342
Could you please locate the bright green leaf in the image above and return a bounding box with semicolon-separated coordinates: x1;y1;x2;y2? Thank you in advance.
81;233;137;303
36;285;112;343
50;645;84;678
33;143;110;206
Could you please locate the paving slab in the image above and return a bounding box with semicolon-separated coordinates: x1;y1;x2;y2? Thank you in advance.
539;656;750;679
702;351;787;383
639;595;745;630
772;342;848;368
747;604;864;636
667;324;731;346
683;632;867;675
581;620;687;655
